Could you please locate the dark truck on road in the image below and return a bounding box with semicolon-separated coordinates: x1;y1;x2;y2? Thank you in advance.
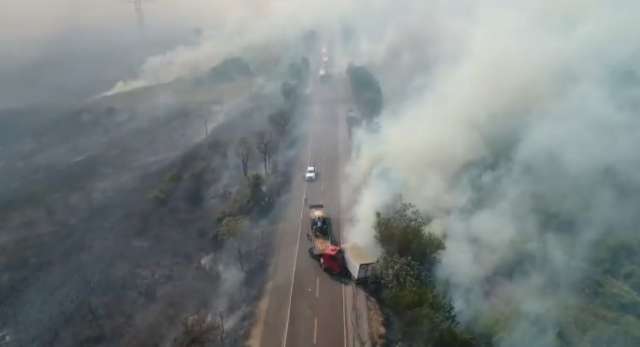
307;204;377;281
307;204;344;275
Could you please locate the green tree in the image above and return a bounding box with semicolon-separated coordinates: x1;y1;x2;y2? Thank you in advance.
375;202;444;274
235;137;252;177
269;109;292;137
173;313;223;347
373;200;475;347
281;81;298;106
254;131;273;175
376;254;422;292
219;216;247;240
247;173;265;207
347;64;383;120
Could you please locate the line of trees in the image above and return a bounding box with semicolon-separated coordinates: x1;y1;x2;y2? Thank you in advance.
232;55;308;180
219;55;309;231
186;58;311;346
233;129;279;180
371;201;476;347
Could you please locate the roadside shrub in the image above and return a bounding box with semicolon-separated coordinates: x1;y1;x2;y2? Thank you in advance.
347;64;383;121
172;313;222;347
374;200;475;347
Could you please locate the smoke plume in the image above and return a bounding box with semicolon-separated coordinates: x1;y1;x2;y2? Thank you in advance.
102;1;359;95
9;0;639;345
345;1;640;345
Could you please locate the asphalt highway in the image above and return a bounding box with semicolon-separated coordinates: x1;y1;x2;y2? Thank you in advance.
250;72;351;347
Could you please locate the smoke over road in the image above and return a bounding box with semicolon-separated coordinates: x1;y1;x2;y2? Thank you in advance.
102;1;357;95
5;0;640;345
99;1;640;345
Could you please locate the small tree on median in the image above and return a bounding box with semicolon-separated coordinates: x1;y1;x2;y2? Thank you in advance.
255;131;273;175
235;137;252;178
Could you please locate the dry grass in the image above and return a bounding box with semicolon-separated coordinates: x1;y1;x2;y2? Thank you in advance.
367;296;386;347
173;313;223;347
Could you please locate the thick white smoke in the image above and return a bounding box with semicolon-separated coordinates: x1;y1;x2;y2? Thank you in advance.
102;1;358;95
81;0;640;344
344;1;640;346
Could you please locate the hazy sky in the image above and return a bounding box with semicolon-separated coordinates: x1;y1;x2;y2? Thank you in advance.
4;2;638;344
0;0;262;108
0;0;355;107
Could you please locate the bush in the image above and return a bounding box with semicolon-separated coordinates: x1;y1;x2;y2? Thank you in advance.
375;202;444;275
184;172;204;207
205;57;253;85
269;109;293;136
374;200;475;347
148;188;169;206
172;313;222;347
218;216;247;241
375;254;422;292
347;64;383;120
147;171;183;207
281;81;298;105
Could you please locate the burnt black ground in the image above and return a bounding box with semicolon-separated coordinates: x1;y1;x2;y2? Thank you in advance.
0;59;303;346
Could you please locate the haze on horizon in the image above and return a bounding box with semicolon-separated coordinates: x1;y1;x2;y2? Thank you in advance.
2;1;640;346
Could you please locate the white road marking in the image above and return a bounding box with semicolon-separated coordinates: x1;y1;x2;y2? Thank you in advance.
313;317;318;345
320;151;326;193
339;102;349;347
315;276;320;298
343;281;348;347
282;109;315;347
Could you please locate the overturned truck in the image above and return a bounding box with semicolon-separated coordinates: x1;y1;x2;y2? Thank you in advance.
307;204;376;281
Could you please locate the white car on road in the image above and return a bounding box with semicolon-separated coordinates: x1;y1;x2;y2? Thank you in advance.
305;166;317;181
319;64;331;79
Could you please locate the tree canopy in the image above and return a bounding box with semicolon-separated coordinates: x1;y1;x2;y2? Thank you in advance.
375;202;444;275
347;64;384;121
373;201;474;347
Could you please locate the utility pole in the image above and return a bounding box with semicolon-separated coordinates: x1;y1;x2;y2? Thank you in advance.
130;0;146;33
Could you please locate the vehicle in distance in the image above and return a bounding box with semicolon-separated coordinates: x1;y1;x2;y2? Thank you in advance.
305;166;317;181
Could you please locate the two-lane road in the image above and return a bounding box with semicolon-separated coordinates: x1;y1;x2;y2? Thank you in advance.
250;73;351;347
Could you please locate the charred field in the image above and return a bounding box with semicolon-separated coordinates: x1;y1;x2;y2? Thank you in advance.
0;56;306;347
